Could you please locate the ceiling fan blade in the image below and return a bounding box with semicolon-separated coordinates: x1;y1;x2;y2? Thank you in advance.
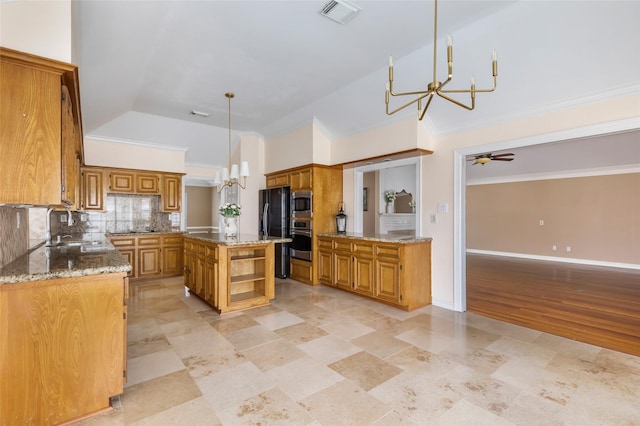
490;153;514;158
492;158;514;161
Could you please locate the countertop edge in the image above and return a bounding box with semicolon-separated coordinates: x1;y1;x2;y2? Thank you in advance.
316;232;432;244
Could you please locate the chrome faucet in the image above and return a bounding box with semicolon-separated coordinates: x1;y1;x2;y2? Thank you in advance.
45;206;74;246
45;207;55;246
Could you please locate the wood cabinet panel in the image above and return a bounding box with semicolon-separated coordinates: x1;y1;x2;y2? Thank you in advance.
183;237;275;314
109;171;135;193
290;168;312;191
136;173;160;194
266;172;289;189
290;257;313;284
0;273;127;425
81;167;105;211
138;247;161;277
375;258;401;303
1;58;61;205
317;249;333;285
317;235;431;311
162;174;182;212
334;252;352;290
353;254;375;295
163;246;183;276
109;234;183;280
61;85;81;208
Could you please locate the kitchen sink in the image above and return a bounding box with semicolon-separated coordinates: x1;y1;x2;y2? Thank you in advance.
46;240;101;248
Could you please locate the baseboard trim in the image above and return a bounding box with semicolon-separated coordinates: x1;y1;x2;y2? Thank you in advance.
466;249;640;271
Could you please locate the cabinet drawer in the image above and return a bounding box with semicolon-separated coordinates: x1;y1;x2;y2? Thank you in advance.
376;244;400;259
205;245;217;258
163;235;183;246
352;242;374;255
317;238;333;250
110;237;135;247
138;236;161;246
334;240;352;252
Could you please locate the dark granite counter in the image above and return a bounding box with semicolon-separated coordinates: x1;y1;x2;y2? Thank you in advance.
185;232;291;246
106;230;184;237
0;238;131;284
317;232;432;244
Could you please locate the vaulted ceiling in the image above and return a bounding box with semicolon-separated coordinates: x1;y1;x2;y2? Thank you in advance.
72;0;640;171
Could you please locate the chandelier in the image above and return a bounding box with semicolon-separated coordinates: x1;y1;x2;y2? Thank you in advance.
213;92;249;192
385;0;498;120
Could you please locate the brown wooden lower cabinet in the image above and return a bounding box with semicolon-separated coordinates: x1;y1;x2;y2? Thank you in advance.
0;272;128;425
317;235;432;311
183;236;275;314
109;233;183;280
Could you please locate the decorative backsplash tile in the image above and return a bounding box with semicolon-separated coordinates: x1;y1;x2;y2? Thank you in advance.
0;206;29;268
46;194;180;237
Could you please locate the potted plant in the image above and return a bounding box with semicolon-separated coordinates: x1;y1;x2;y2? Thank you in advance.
384;190;396;214
219;203;241;237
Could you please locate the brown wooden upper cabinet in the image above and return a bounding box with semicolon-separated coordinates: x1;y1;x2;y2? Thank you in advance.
0;47;83;207
81;165;182;212
109;170;160;194
265;165;314;191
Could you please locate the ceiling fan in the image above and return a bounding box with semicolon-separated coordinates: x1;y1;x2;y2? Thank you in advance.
467;152;514;165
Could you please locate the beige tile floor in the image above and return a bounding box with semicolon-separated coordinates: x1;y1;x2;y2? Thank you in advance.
78;277;640;425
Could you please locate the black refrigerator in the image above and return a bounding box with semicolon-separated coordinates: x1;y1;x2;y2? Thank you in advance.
258;186;290;278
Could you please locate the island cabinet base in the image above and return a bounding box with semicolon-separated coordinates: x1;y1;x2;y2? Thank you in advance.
317;235;431;311
0;272;128;426
183;236;275;314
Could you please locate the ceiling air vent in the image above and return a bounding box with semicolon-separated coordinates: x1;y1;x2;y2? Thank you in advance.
320;0;361;25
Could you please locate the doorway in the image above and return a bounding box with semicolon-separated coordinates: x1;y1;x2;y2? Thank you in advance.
453;118;640;312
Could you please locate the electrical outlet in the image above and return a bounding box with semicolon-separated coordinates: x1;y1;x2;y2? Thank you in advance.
16;212;20;229
430;214;437;223
566;246;571;252
539;220;544;226
60;214;66;223
552;245;557;251
81;214;87;222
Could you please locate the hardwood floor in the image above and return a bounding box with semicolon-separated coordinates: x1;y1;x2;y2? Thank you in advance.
466;253;640;356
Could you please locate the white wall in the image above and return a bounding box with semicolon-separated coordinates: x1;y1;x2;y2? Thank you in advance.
265;123;313;173
0;0;72;62
84;137;186;173
333;94;640;310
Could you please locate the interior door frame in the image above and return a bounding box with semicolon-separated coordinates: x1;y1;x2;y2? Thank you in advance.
452;117;640;312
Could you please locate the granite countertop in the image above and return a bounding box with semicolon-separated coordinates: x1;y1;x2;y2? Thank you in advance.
0;238;131;284
317;232;432;244
106;230;184;237
185;232;292;246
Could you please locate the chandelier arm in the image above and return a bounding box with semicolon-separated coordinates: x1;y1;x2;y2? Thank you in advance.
435;90;474;111
389;83;432;97
440;78;496;94
418;93;435;121
386;92;431;116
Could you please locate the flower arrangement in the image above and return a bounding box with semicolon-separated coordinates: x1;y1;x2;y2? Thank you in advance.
384;190;396;204
219;203;241;218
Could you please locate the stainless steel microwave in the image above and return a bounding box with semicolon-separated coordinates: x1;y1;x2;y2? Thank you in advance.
291;191;312;218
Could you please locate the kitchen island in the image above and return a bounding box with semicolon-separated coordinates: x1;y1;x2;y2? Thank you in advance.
183;233;291;314
316;232;432;311
0;239;131;425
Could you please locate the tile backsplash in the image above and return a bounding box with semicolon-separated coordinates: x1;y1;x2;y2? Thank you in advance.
47;194;180;237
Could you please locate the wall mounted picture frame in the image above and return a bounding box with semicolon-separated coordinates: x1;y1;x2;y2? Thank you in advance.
363;187;368;211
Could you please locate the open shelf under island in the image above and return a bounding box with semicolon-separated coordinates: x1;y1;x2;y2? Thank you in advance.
183;233;291;314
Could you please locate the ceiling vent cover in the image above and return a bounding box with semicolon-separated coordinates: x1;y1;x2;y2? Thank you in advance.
320;0;361;25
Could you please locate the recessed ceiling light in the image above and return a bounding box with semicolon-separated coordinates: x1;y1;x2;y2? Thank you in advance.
190;110;210;117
